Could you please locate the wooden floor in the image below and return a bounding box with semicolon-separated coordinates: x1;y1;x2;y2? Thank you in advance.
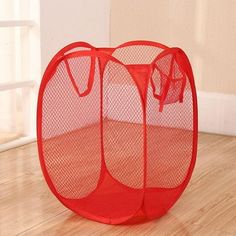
0;133;235;236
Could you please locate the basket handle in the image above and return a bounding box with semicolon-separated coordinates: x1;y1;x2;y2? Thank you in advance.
64;55;96;97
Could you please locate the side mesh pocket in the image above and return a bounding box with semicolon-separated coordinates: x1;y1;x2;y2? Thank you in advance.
151;51;186;111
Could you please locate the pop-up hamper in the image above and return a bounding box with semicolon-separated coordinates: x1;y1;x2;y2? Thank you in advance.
37;40;198;224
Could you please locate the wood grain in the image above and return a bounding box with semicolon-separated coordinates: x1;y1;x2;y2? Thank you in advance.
0;133;235;235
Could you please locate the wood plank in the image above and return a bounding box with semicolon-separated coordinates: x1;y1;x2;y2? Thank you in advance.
0;133;235;235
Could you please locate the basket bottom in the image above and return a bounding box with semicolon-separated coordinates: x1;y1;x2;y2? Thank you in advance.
58;169;177;224
61;170;143;224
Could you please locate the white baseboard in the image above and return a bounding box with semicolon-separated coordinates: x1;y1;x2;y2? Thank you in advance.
3;89;232;153
107;84;236;136
0;137;36;153
198;91;236;136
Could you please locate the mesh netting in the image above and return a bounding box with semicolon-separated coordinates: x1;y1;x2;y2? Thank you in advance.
37;41;198;224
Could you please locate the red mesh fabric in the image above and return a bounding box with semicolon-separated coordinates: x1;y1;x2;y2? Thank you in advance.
37;41;198;224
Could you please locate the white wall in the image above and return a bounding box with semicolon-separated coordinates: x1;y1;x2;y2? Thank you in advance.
110;0;236;136
40;0;110;71
110;0;236;95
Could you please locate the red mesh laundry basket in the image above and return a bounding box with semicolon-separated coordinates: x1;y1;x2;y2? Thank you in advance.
37;40;198;224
